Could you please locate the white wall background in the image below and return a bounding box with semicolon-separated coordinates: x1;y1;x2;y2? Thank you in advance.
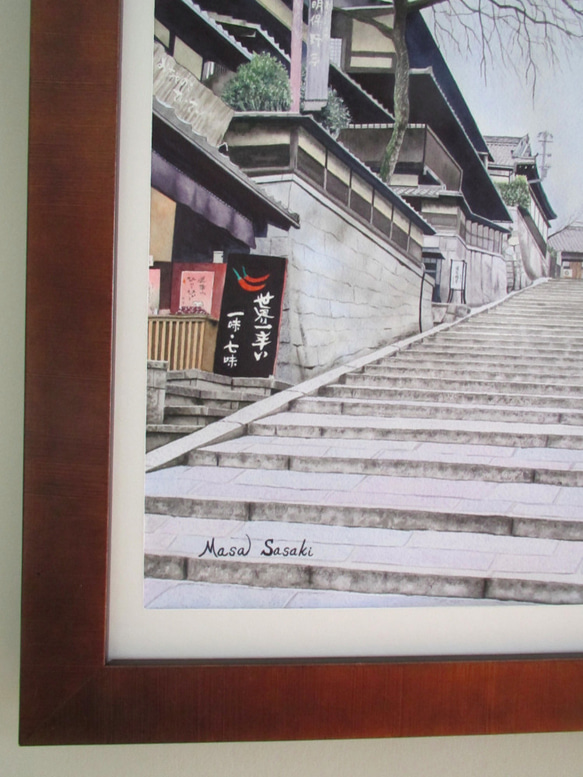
3;0;583;773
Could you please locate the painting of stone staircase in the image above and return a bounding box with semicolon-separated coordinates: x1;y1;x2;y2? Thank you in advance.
145;280;583;608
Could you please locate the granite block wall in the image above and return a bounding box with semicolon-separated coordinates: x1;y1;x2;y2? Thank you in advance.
253;175;432;384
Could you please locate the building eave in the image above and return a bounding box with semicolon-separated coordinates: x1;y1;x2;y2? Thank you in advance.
156;0;254;67
153;99;300;231
405;11;492;159
339;73;512;223
517;163;558;222
393;185;511;234
229;111;435;235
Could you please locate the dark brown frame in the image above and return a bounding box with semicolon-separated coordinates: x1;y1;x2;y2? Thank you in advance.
20;0;583;745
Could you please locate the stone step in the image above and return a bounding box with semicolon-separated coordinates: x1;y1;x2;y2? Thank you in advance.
148;422;206;433
247;411;583;449
164;403;233;421
188;435;583;487
418;335;583;347
431;323;583;333
436;322;582;332
168;368;290;392
144;513;583;604
166;385;270;403
322;383;583;408
393;346;583;362
144;493;583;541
291;396;583;425
467;315;583;324
145;462;583;531
361;364;583;382
482;313;583;320
146;424;207;452
465;331;583;339
161;415;228;427
378;354;583;372
461;322;583;332
482;299;583;307
341;372;583;396
428;334;583;347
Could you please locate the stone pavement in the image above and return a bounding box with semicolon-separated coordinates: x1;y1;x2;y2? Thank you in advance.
144;280;583;607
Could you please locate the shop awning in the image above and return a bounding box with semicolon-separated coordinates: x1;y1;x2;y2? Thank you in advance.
151;150;256;248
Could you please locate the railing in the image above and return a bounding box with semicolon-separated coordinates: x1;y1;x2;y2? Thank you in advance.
148;315;218;372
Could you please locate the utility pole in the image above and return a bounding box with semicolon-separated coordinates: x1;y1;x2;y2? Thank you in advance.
537;131;553;180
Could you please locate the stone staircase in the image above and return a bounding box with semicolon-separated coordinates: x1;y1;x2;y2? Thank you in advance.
146;366;290;451
145;281;583;608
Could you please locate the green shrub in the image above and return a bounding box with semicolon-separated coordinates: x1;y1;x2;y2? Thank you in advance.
497;176;531;210
315;88;351;138
222;54;291;112
222;55;351;138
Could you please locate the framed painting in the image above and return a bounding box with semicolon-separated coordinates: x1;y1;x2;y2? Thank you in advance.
20;0;583;745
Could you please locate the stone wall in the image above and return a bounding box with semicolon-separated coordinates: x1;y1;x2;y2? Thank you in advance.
465;248;507;308
435;233;507;309
252;174;432;384
499;209;551;292
147;360;168;424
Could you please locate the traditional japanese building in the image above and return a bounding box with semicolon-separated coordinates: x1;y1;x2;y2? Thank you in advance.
224;111;434;382
151;0;436;384
549;223;583;279
151;0;560;382
196;0;521;309
485;135;556;289
327;5;514;308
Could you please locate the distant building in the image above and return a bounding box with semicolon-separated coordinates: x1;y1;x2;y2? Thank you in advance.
549;223;583;279
485;135;556;290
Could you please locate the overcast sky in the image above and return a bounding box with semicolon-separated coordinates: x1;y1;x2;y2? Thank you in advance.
423;7;583;231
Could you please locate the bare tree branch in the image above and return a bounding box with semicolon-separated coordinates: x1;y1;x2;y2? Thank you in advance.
425;0;583;102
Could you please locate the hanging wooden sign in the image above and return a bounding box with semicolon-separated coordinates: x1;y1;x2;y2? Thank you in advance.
304;0;334;111
214;254;286;378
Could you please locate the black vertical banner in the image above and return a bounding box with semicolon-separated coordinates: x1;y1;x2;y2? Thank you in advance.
214;254;287;378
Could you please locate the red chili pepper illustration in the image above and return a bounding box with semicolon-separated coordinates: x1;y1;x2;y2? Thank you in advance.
233;267;270;292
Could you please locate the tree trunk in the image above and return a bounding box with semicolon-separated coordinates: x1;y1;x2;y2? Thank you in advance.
379;0;410;182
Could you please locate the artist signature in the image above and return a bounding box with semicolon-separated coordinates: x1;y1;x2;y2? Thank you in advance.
198;536;314;559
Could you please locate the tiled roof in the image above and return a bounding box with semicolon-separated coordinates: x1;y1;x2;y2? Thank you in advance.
485;135;534;167
549;224;583;253
187;2;253;61
153;98;300;229
330;64;395;123
392;184;450;198
229;112;435;234
211;13;289;63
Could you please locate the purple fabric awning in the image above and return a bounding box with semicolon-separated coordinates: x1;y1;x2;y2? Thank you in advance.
151;151;256;248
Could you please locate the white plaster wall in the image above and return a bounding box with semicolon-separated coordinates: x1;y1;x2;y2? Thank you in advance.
437;232;507;308
497;208;550;293
465;249;507;307
516;208;551;281
254;175;431;383
5;2;583;774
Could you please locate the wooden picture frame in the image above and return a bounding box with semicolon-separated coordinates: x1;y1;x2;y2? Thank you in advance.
20;0;583;745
